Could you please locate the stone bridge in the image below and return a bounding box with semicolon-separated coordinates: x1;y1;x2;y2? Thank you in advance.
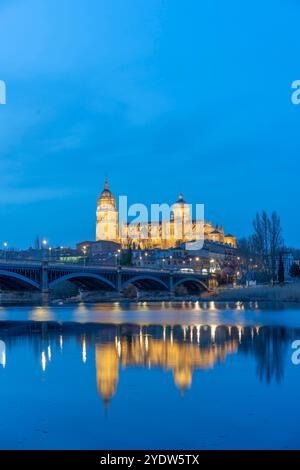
0;261;212;301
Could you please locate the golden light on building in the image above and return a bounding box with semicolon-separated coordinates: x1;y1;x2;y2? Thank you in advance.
95;179;237;249
96;179;119;242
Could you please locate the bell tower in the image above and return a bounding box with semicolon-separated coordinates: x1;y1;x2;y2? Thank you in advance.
96;179;119;241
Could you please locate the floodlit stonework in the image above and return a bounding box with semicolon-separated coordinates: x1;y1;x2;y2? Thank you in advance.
96;179;237;249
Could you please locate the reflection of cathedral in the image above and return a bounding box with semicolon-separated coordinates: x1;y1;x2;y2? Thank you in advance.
96;179;237;249
95;343;119;410
95;325;238;405
1;319;291;410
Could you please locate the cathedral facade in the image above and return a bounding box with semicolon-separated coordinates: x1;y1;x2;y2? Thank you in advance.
96;179;237;249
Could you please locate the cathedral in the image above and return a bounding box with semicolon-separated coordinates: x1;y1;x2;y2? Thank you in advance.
96;179;237;249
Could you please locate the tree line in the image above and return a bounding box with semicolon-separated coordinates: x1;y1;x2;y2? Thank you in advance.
239;211;285;283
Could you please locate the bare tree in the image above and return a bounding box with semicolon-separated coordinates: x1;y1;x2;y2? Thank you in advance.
251;211;283;281
269;212;283;281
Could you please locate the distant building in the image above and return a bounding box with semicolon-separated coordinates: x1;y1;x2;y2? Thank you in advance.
276;250;293;278
95;179;237;249
77;240;121;255
96;179;118;242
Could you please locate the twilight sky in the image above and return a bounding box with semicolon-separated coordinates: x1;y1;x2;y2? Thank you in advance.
0;0;300;248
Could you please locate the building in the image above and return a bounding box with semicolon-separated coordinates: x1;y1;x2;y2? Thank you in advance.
276;250;294;279
95;179;237;250
77;240;121;255
96;179;118;242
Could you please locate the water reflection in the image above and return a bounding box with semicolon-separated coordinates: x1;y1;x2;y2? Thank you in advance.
95;326;238;402
0;321;298;410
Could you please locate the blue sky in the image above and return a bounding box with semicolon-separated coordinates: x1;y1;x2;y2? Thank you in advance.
0;0;300;248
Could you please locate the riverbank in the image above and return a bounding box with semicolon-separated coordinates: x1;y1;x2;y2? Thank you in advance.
209;282;300;303
2;283;300;306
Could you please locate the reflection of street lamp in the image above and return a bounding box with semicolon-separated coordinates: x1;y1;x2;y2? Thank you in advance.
83;245;87;266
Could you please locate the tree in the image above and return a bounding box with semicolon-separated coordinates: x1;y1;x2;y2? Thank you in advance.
251;211;283;282
290;263;300;278
269;212;283;281
278;254;285;284
120;246;132;266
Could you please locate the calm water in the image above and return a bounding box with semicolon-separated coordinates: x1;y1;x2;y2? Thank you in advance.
0;301;300;450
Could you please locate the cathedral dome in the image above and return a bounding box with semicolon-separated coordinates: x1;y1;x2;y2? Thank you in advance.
175;193;187;205
98;179;116;208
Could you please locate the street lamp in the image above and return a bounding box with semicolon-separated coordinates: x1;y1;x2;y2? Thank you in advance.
3;242;8;261
42;239;47;261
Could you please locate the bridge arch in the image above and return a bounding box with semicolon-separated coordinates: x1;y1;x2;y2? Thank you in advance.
0;270;40;291
49;273;116;291
121;275;169;291
173;277;209;294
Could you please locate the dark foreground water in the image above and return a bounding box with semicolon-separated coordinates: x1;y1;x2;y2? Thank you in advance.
0;301;300;449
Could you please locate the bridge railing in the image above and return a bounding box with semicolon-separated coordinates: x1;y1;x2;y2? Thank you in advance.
0;258;209;276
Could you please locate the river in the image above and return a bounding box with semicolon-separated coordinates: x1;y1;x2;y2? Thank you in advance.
0;301;299;449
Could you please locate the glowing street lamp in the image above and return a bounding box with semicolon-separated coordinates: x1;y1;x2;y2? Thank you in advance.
3;242;8;261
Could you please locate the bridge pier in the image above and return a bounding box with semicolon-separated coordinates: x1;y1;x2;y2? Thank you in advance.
116;269;122;293
41;290;49;305
169;274;175;299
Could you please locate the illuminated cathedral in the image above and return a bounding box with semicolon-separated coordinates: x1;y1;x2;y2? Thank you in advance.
96;179;237;249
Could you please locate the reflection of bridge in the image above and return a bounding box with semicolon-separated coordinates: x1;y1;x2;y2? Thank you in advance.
0;261;211;297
